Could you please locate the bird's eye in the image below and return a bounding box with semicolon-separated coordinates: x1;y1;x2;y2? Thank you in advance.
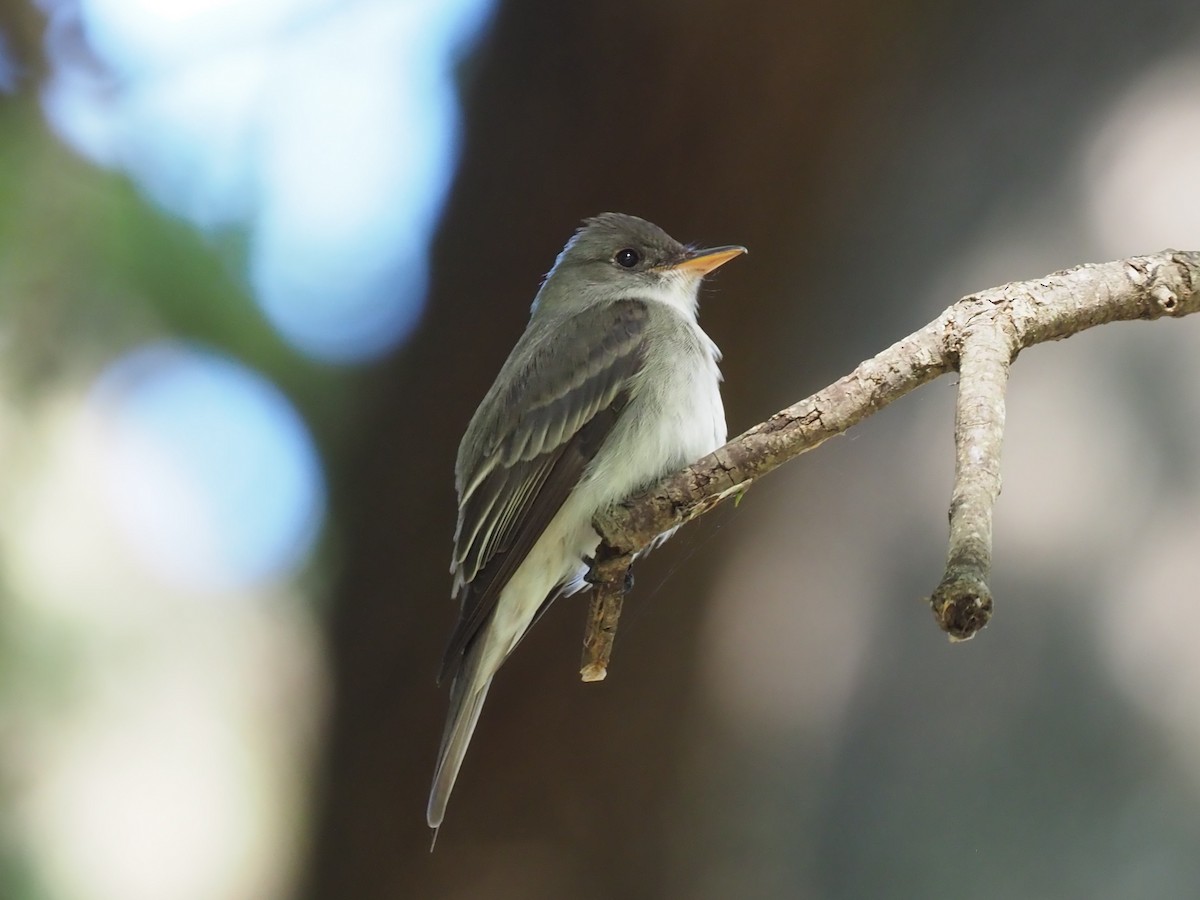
615;248;640;269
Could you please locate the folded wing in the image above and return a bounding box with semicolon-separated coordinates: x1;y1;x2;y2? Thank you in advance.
439;298;650;684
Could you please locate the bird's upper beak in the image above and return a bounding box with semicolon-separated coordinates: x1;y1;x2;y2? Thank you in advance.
663;244;747;276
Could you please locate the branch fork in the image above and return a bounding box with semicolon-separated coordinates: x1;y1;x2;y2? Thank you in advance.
580;250;1200;680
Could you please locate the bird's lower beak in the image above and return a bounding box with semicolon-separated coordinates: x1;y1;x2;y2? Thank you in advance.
665;245;748;276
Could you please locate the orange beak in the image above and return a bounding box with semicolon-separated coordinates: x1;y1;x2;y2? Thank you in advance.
664;245;747;276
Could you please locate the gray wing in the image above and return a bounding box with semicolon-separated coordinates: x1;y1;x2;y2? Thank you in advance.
438;298;649;683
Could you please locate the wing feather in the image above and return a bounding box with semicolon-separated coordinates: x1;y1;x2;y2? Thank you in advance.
439;299;649;683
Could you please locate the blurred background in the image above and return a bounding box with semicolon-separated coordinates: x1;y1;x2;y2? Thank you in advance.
2;0;1200;897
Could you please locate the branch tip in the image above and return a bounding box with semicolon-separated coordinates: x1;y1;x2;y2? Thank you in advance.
580;550;633;682
930;574;993;640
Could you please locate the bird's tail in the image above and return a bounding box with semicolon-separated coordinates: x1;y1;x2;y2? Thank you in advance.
427;637;495;836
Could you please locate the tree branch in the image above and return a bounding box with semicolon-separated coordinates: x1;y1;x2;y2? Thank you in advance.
580;249;1200;680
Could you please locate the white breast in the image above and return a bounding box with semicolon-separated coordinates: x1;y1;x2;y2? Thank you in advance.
581;306;726;513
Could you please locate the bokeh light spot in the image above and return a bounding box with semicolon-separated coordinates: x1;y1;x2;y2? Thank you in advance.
1084;57;1200;256
88;343;325;591
42;0;496;362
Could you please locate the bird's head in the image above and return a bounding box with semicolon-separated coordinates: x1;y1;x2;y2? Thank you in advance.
532;212;745;316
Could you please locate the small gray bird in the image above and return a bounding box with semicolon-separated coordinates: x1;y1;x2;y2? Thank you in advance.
429;212;745;831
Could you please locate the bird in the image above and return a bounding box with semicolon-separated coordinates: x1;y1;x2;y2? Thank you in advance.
429;212;745;834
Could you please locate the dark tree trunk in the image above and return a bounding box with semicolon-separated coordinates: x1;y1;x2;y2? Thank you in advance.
297;1;929;897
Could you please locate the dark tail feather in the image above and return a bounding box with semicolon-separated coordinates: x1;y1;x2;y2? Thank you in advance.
427;642;493;834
